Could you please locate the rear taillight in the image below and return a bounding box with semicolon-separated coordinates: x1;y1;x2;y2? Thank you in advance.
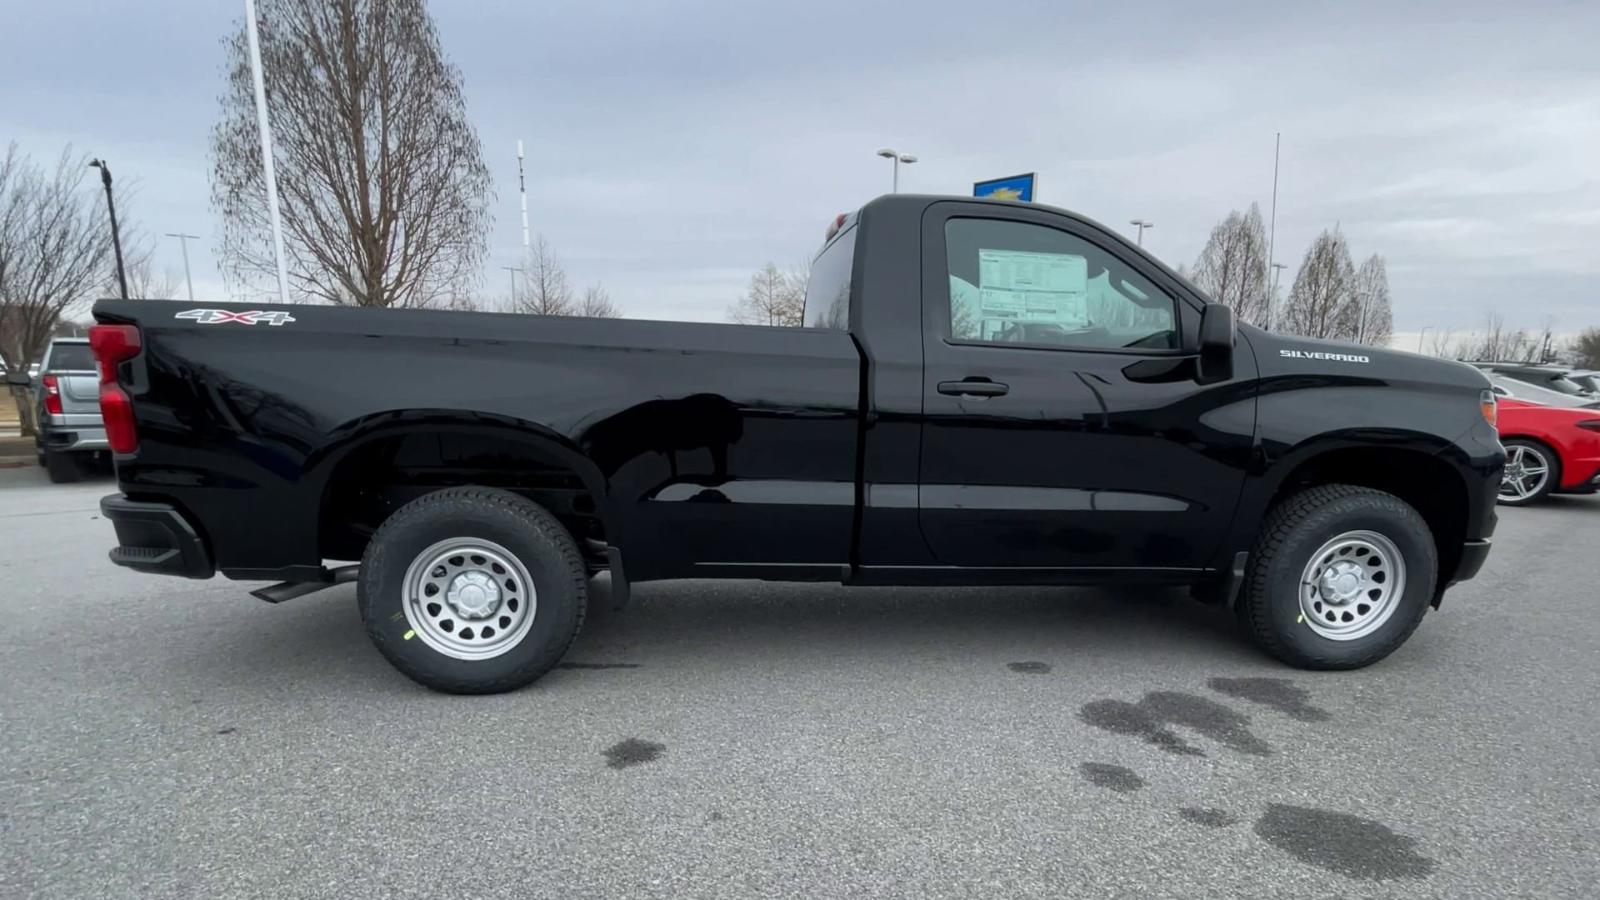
41;374;62;416
1480;390;1497;428
89;324;142;454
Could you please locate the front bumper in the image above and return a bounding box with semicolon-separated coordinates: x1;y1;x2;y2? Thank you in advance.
101;494;214;578
1450;539;1492;585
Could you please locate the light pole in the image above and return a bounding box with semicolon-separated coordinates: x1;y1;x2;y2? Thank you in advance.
244;0;290;304
87;160;129;300
876;148;917;193
1417;326;1432;354
502;265;524;299
1266;132;1281;325
1269;262;1287;331
1129;219;1154;246
165;232;200;301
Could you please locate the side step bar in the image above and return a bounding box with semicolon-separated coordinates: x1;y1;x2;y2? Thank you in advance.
248;547;632;607
250;565;360;604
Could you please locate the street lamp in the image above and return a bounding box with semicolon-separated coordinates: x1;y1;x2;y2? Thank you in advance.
1129;219;1154;246
1417;326;1432;354
876;148;917;193
501;265;524;298
1268;261;1287;330
88;159;130;300
165;232;200;301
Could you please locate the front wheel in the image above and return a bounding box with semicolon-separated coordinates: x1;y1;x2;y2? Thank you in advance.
358;487;588;694
1239;485;1437;670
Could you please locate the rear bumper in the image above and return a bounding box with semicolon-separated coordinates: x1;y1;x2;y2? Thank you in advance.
101;494;214;578
42;423;108;452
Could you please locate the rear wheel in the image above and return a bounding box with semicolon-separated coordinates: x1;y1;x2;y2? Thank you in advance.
358;487;587;694
1239;485;1436;670
1497;439;1558;506
43;450;81;484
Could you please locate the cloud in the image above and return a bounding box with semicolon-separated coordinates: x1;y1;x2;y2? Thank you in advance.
2;0;1595;329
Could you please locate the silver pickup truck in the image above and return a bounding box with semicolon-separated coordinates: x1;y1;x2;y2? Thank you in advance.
29;338;108;482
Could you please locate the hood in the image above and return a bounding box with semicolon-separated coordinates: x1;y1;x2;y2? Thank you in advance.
1246;325;1490;392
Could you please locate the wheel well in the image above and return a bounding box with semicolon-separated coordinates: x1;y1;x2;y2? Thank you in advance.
1271;447;1468;591
318;427;606;567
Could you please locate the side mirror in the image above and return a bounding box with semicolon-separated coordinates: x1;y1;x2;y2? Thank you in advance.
1196;304;1235;385
4;372;31;387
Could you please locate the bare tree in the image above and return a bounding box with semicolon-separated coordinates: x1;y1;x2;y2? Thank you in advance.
124;256;181;300
512;235;573;315
1457;312;1541;362
1532;316;1557;363
728;262;804;326
1570;327;1600;369
1425;327;1457;359
0;145;115;371
1190;203;1270;326
577;283;621;318
210;0;493;308
1281;229;1357;340
1350;254;1393;347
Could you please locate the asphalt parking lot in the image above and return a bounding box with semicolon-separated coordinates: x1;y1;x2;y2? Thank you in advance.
2;465;1597;899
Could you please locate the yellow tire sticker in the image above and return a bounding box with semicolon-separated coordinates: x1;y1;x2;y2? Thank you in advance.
403;629;416;640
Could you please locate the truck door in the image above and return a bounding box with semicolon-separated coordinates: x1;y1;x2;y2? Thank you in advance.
916;202;1255;572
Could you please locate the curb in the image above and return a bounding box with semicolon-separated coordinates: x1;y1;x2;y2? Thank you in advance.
0;455;36;469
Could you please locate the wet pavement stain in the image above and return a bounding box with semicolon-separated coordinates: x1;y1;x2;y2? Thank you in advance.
1179;807;1238;828
603;738;665;769
1079;691;1271;757
1006;661;1052;674
557;662;642;670
1079;762;1145;793
1208;676;1331;722
1254;803;1436;881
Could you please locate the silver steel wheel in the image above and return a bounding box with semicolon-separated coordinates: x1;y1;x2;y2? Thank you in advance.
1499;444;1551;502
401;537;537;661
1297;530;1406;641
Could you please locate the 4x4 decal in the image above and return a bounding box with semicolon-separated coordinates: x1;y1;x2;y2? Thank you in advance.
175;309;296;326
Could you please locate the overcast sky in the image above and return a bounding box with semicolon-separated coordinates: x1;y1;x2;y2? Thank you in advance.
3;0;1597;338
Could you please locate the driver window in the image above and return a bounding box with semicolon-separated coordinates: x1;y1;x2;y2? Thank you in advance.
945;218;1178;350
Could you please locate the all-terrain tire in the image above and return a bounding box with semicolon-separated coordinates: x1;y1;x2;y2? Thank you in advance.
44;450;82;484
359;486;587;694
1239;484;1436;670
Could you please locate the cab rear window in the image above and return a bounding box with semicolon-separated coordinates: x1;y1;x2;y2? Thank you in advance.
802;226;855;330
45;344;95;371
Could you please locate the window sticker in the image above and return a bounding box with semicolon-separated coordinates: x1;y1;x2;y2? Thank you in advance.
976;249;1088;334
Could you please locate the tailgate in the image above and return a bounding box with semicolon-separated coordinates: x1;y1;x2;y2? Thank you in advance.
56;373;101;414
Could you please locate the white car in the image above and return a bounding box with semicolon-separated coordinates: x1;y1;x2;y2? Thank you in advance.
1484;372;1600;409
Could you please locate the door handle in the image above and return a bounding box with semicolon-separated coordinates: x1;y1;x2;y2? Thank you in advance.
938;379;1009;398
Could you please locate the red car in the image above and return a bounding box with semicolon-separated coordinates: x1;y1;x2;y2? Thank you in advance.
1496;398;1600;505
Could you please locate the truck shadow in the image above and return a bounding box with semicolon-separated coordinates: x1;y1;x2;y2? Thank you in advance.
568;579;1252;672
179;580;1253;695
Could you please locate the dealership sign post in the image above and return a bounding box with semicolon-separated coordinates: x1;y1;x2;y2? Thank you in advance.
974;173;1038;202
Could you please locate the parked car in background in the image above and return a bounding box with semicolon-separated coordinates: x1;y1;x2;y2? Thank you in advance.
1566;370;1600;394
1483;372;1600;409
1495;398;1600;505
1474;362;1599;401
30;337;107;482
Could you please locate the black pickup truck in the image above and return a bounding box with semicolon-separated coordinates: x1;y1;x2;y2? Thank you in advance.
92;195;1502;693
